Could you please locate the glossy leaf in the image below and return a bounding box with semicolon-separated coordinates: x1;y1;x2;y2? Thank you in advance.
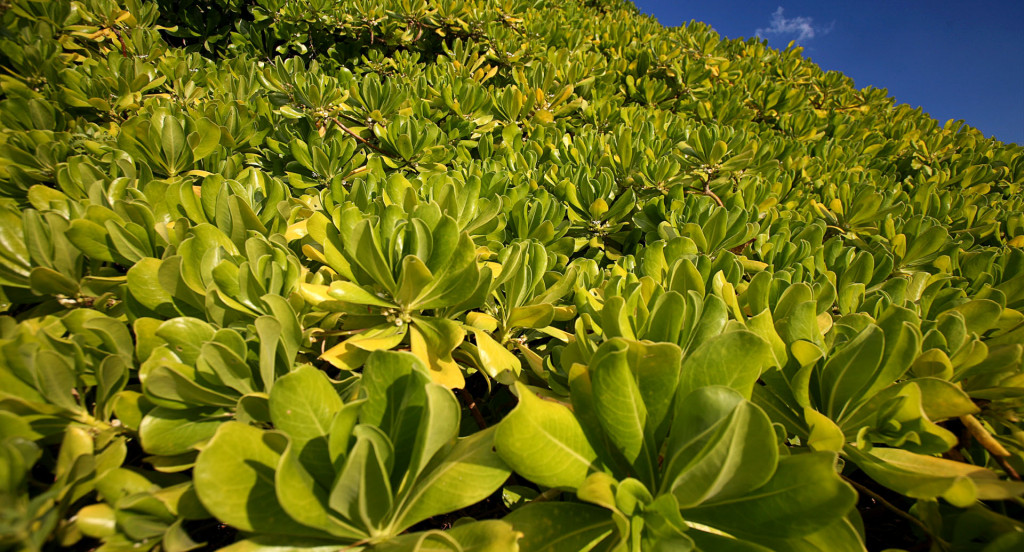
495;382;598;490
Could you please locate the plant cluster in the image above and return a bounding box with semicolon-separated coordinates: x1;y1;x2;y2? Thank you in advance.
1;0;1023;550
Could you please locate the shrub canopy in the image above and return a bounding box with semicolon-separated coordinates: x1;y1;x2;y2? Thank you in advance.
1;0;1023;550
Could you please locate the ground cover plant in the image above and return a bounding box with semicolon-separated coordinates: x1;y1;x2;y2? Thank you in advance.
1;0;1023;550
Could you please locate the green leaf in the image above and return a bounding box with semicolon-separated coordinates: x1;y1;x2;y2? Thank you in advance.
321;324;407;371
440;520;522;552
157;317;215;365
105;220;150;263
470;328;521;380
112;391;152;433
911;378;979;421
677;330;773;400
329;400;364;471
217;537;341;552
268;365;343;487
275;435;365;540
585;338;682;464
191;118;223;161
139;407;222;456
290;139;314;171
589;340;648;465
685;452;857;539
161;114;186;172
754;516;868;552
349;219;398;295
415;233;480;310
844;446;1024;507
804;408;846;452
820;325;885;419
495;382;598;490
127;258;177;314
687;530;773;552
911;348;954;380
360;350;432;440
279;105;306;119
269;365;343;443
404;383;461;481
663;387;778;508
372;521;521;552
504;502;616;552
194;422;327;537
67;219;114;262
508;304;555;329
35;350;79;412
394;427;510;529
198;341;254;396
745;310;789;369
840;381;958;454
255;316;283;391
327;280;396;308
75;503;117;539
329;424;393;531
395;255;434;308
29;266;78;296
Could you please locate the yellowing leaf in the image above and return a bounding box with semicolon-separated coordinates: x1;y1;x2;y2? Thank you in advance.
285;220;308;241
410;319;465;389
804;408;845;452
470;328;521;380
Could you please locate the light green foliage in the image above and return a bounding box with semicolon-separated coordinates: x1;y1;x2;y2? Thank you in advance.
1;0;1023;550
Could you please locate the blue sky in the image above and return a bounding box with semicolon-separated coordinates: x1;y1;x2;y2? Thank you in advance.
631;1;1024;145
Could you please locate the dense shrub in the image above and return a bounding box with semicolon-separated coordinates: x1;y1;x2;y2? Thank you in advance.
1;0;1023;550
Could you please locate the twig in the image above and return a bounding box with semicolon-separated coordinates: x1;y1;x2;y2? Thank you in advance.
339;538;372;551
842;475;941;547
329;116;391;157
456;387;488;429
530;488;563;503
728;238;754;254
688;184;724;208
703;183;724;208
113;27;128;57
995;455;1022;481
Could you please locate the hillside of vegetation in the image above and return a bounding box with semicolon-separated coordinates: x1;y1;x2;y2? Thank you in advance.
2;0;1023;550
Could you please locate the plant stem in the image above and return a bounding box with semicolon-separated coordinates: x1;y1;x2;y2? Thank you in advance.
113;28;128;57
703;183;724;208
339;538;373;551
530;488;563;503
330;116;391;157
456;387;488;429
688;184;724;207
995;455;1022;481
842;475;942;548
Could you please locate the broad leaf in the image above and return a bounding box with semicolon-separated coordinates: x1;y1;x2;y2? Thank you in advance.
139;407;222;456
269;365;342;443
684;452;857;539
844;446;1024;507
394;427;510;529
495;382;598;490
194;422;327;537
677;330;773;400
663;387;778;507
504;502;616;552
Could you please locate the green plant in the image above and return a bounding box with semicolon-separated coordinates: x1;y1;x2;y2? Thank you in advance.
2;0;1024;550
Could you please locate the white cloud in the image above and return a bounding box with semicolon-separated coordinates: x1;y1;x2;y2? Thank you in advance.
755;7;832;43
